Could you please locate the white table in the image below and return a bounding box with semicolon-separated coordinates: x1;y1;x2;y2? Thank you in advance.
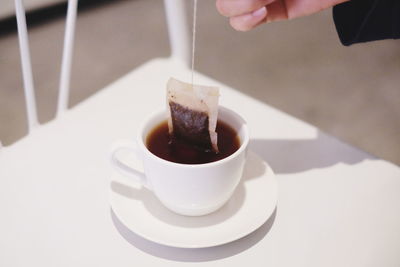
1;59;399;266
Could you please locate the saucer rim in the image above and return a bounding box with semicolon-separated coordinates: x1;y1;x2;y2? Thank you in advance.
110;152;278;248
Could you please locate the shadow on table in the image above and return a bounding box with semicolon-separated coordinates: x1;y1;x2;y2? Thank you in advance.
250;132;375;174
111;207;277;262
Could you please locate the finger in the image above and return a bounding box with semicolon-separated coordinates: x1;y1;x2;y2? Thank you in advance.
264;0;349;22
216;0;274;17
229;6;267;31
264;0;288;22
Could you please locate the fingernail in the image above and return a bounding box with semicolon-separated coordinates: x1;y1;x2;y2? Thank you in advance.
252;6;267;18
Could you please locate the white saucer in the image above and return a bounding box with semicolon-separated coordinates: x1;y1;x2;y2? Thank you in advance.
110;150;278;248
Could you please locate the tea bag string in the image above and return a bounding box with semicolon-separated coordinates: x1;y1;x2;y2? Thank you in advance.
191;0;198;87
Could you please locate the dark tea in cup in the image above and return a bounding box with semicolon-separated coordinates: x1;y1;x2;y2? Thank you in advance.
146;120;240;164
110;106;249;216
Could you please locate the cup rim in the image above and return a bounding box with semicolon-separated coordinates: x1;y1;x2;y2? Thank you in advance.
137;106;249;168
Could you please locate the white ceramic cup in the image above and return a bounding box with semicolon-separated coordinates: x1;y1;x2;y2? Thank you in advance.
109;106;249;216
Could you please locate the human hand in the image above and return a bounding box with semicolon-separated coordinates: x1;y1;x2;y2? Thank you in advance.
216;0;349;31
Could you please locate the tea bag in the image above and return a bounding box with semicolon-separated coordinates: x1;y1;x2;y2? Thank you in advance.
167;78;220;152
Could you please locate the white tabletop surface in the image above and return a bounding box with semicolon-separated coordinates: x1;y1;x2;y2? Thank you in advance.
1;58;399;266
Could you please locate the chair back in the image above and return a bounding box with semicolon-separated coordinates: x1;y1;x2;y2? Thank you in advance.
9;0;190;142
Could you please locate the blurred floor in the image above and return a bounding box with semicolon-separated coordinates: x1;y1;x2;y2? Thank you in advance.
0;0;399;164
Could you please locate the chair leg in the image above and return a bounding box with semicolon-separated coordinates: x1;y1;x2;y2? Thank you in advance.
164;0;191;67
14;0;39;132
57;0;79;117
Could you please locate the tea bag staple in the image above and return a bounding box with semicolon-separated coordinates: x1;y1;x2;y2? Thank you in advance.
167;78;220;152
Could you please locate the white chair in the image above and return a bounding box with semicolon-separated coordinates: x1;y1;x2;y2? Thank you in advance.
1;0;400;266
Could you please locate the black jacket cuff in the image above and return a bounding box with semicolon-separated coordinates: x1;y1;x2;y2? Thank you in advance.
333;0;400;46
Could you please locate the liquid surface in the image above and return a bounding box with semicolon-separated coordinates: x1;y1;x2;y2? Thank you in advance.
146;120;240;164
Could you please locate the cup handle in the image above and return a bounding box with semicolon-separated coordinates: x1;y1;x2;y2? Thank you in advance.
109;139;152;190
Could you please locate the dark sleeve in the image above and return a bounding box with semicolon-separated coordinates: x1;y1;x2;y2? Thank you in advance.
333;0;400;46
